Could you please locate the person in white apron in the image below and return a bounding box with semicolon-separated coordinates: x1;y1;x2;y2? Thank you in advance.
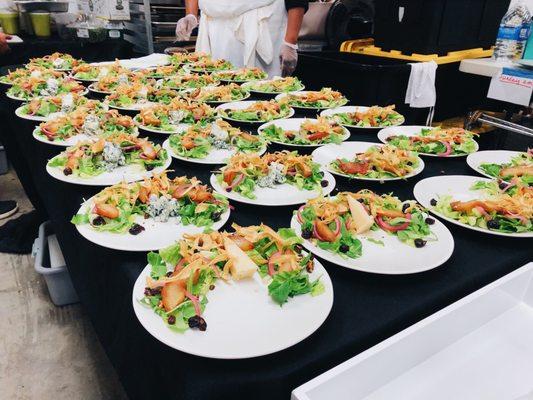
175;0;307;77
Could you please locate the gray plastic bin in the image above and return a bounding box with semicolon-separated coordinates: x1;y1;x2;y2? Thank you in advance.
32;221;79;306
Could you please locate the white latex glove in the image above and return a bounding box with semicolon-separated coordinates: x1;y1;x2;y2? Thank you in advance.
175;14;198;42
279;41;298;77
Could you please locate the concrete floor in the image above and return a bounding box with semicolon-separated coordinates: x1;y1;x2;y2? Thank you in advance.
0;170;128;400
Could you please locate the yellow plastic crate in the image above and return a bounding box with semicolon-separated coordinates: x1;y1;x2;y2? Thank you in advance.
339;42;493;64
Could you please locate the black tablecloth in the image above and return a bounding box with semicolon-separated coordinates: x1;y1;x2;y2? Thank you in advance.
0;72;532;400
1;36;133;67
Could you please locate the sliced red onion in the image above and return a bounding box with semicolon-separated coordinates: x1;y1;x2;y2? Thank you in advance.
376;213;411;232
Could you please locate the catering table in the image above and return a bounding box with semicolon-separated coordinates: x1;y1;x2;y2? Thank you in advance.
0;36;133;67
0;68;531;400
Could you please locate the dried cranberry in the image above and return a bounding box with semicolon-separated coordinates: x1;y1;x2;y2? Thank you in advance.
92;216;106;226
129;223;145;235
167;315;176;325
414;238;427;248
188;315;207;331
63;167;73;176
301;228;312;239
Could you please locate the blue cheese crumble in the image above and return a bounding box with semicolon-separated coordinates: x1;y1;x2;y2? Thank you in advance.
209;122;231;149
146;194;179;222
102;142;125;171
82;114;101;136
257;162;286;188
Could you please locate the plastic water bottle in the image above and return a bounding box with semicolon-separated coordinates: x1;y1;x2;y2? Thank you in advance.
493;1;531;60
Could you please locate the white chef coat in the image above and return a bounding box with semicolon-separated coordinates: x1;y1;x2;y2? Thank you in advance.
196;0;287;77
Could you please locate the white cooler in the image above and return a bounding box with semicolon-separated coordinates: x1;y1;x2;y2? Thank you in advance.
293;262;533;400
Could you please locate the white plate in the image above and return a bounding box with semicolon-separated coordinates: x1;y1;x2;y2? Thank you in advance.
32;127;91;147
163;137;267;165
413;175;533;238
377;125;479;157
88;83;112;95
203;92;251;105
75;197;231;251
312;142;424;181
132;258;333;358
241;79;305;94
7;88;88;101
290;214;454;274
15;105;60;122
320;106;405;129
135;117;190;135
257;118;351;148
107;102;156;112
179;85;251;104
466;150;526;180
213;69;264;84
46;155;172;186
6;35;23;44
275;91;348;110
70;74;99;83
216;100;295;124
210;171;335;206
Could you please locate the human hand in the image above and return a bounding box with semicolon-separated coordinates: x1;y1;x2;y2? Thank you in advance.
279;41;298;77
0;32;12;55
175;14;198;42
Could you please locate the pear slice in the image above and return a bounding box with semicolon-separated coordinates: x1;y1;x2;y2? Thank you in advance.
347;195;374;234
223;237;257;280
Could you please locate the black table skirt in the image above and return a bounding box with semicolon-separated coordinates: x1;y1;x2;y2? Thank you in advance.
0;71;532;400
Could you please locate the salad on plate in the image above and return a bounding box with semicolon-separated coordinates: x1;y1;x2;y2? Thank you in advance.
138;223;324;332
17;94;105;120
259;117;349;146
383;127;478;157
212;67;267;82
278;88;348;109
187;58;233;73
295;190;436;260
27;52;83;70
242;76;304;94
218;99;293;123
71;61;130;81
0;66;64;85
323;105;404;128
89;72;148;94
166;119;265;160
136;99;217;132
214;151;329;200
478;151;532;185
168;52;210;66
432;180;532;234
185;83;249;103
105;84;166;109
159;73;219;90
72;171;229;234
331;144;421;180
7;76;86;100
138;65;184;79
47;133;168;178
35;109;137;143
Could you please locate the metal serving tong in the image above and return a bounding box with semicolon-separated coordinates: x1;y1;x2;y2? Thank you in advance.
465;110;533;138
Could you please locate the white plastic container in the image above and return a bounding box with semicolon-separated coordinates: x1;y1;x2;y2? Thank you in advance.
292;262;533;400
32;221;79;306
